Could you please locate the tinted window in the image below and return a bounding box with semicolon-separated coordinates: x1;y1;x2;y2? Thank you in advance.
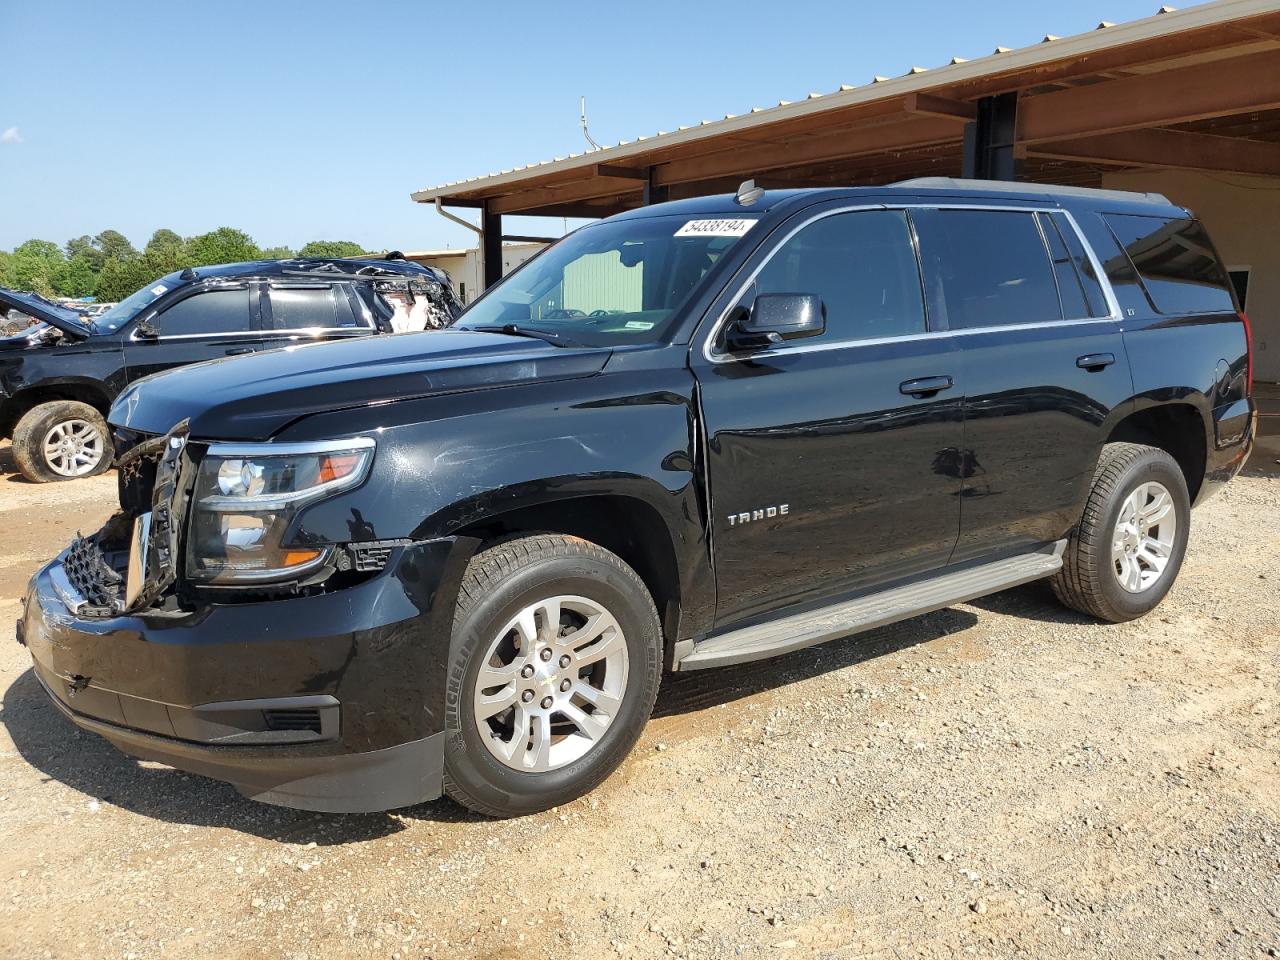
750;210;925;341
155;288;251;335
1104;215;1234;315
1049;212;1109;318
269;285;359;330
912;209;1062;329
1039;213;1090;320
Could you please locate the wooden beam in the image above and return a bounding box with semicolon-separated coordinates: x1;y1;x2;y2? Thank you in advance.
488;177;642;214
595;163;649;180
1028;128;1280;176
652;116;962;187
904;92;977;121
1019;48;1280;143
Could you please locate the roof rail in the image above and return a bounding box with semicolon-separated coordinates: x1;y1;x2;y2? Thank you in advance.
895;177;1171;205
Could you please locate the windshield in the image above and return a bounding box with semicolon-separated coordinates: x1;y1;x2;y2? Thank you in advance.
453;214;757;346
92;276;175;333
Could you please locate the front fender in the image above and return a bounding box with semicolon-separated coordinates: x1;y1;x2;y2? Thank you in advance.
277;366;714;637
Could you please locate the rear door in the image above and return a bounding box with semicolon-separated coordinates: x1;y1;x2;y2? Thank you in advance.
911;205;1132;562
123;283;263;383
259;281;377;351
693;205;965;627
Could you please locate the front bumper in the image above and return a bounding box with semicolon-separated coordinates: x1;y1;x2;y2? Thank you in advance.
17;537;472;813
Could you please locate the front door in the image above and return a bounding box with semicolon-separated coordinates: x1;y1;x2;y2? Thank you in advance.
693;207;965;627
259;281;379;351
124;282;263;382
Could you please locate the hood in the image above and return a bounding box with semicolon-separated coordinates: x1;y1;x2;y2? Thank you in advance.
0;288;93;339
110;329;612;440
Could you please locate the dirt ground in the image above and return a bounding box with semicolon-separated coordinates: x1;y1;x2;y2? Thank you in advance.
0;437;1277;960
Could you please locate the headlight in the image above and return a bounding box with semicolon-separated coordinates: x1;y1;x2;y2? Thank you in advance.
187;437;375;585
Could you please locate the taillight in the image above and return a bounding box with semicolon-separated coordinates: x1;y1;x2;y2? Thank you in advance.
1239;311;1254;395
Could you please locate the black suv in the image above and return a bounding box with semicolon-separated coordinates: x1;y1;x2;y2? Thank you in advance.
18;180;1255;817
0;257;459;482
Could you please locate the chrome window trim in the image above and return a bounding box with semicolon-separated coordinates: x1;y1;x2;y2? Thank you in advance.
129;326;369;343
129;329;263;343
698;202;1123;365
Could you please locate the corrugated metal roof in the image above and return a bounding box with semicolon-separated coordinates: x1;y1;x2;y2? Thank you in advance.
412;0;1279;202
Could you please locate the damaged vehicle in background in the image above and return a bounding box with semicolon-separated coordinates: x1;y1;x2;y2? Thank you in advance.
0;257;460;482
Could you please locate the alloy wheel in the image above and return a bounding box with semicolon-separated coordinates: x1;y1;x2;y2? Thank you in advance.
42;419;105;478
473;594;629;772
1110;480;1177;593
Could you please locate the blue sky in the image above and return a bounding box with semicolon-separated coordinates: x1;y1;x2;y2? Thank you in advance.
0;0;1204;254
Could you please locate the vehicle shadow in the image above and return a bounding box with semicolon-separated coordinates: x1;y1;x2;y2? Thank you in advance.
1;582;1072;843
0;442;22;481
654;601;982;719
0;667;471;844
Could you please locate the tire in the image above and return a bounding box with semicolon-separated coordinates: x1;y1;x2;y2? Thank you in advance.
443;534;662;818
1051;442;1191;623
11;400;115;483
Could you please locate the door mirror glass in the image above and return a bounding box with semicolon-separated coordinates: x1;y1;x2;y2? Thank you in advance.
727;293;825;349
134;316;160;338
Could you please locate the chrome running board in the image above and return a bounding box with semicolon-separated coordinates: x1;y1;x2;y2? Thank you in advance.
676;542;1066;671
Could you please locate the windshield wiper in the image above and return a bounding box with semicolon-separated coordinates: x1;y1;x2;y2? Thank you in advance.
468;324;582;347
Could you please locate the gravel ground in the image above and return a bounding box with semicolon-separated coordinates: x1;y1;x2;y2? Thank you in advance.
0;438;1276;960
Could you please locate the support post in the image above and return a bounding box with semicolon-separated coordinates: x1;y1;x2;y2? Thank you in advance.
962;92;1021;181
643;166;668;205
481;203;503;290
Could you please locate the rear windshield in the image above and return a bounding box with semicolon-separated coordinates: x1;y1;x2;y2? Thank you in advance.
1103;215;1234;315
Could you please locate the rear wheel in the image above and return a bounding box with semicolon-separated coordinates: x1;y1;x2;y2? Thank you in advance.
443;534;662;817
11;400;114;483
1052;442;1190;622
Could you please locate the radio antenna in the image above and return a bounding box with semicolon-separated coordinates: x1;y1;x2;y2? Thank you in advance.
580;96;602;151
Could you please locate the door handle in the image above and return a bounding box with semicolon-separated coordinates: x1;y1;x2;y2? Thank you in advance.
899;375;954;398
1076;352;1115;371
224;347;256;356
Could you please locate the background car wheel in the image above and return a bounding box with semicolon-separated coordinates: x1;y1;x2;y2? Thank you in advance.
443;534;662;818
11;400;114;483
1052;442;1191;623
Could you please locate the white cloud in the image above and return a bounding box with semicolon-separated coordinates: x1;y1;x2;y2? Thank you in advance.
1;127;23;144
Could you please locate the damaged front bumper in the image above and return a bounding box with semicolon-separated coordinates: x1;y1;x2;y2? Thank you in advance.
17;531;470;813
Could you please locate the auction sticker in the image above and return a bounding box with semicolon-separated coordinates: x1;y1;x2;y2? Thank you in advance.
674;219;756;238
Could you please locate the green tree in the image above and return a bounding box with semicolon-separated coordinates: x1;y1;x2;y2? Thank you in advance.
94;256;156;302
65;234;104;272
0;250;14;288
52;255;97;298
94;229;137;263
144;228;185;257
297;240;365;259
185;227;260;266
259;245;294;260
10;239;65;295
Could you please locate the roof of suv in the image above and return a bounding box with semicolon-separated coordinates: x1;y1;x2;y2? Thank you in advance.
180;257;442;283
615;178;1189;223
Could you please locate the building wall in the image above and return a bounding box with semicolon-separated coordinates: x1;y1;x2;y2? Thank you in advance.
412;243;545;305
1102;170;1280;383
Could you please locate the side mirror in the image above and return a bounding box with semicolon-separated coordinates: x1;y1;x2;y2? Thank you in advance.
134;316;160;339
724;293;825;351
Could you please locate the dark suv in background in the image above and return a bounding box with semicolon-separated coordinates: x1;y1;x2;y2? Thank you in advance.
0;257;459;482
18;179;1254;817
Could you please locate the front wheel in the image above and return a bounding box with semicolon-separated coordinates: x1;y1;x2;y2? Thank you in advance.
443;534;662;817
11;400;114;483
1052;442;1191;623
